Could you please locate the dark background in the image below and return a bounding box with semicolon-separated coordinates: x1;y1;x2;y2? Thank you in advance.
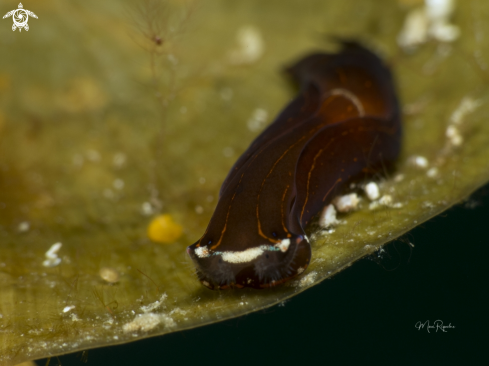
37;184;489;366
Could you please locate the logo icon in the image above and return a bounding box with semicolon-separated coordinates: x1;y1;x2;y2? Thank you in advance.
3;3;37;32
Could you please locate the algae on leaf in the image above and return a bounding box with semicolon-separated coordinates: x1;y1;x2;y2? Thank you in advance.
1;0;489;365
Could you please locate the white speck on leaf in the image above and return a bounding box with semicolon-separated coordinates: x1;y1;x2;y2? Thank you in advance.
333;193;360;212
408;155;429;169
140;294;167;313
319;204;340;228
122;312;175;333
297;271;317;288
247;108;268;132
364;182;380;201
42;242;62;267
398;0;460;50
62;305;75;313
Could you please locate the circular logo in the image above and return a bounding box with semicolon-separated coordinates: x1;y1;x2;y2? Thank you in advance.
12;9;28;28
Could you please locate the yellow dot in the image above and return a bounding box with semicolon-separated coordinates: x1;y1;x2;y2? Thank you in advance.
147;214;183;244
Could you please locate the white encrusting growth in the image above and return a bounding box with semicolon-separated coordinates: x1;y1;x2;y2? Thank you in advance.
195;245;210;259
446;125;462;146
445;97;483;148
425;0;460;41
450;97;482;125
122;313;175;333
397;7;429;49
297;271;317;288
408;155;429;169
364;182;380;201
379;195;393;206
140;293;167;313
42;242;62;267
123;294;177;334
332;193;360;212
319;204;340;228
397;0;460;50
369;194;403;210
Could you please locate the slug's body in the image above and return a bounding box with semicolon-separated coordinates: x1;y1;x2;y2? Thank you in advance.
187;42;401;289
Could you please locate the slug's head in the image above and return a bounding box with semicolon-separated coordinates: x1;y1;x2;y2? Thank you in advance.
186;234;311;290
